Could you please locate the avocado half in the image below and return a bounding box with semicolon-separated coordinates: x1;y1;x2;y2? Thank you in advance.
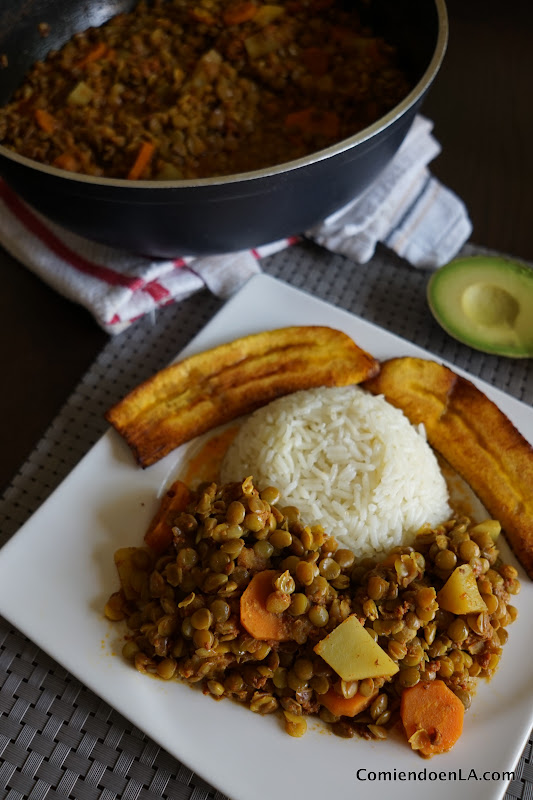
427;255;533;358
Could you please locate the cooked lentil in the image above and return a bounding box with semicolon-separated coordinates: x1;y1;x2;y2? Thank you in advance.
0;0;411;179
105;477;520;744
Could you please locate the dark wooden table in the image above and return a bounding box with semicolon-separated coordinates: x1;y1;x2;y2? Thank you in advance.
1;0;532;494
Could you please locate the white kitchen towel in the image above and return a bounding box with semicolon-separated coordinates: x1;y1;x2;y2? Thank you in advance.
0;115;472;335
308;115;473;266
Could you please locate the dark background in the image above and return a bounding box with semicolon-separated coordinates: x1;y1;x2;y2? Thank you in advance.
1;0;532;493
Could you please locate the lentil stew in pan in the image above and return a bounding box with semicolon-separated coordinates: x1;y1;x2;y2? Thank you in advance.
105;477;520;756
0;0;412;179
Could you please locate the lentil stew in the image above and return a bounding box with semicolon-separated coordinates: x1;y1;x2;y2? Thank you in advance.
0;0;412;180
105;477;520;750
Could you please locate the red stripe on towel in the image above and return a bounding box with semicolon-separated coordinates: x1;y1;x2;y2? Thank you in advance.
0;180;145;290
143;280;171;301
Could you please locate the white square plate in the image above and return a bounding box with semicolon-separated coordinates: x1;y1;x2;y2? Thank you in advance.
0;274;531;800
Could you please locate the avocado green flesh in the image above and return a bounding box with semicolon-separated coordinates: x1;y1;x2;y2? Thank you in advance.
427;256;533;357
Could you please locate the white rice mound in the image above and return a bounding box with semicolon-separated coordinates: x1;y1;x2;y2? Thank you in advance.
220;386;451;560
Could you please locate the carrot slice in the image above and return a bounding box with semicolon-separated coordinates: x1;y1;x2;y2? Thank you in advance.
144;479;191;553
401;680;465;757
34;108;58;133
223;1;257;25
240;570;293;641
285;108;314;130
320;687;378;718
76;42;108;68
53;153;80;172
285;108;340;139
127;141;156;180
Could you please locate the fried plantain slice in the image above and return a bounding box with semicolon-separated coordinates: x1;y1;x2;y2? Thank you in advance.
363;357;533;578
106;325;379;468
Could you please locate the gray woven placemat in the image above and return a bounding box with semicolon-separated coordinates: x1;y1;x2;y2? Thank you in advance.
1;241;532;800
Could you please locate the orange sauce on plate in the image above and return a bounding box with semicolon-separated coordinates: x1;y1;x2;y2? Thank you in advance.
181;425;239;486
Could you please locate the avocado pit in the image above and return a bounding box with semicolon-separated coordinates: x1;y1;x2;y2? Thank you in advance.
461;282;520;328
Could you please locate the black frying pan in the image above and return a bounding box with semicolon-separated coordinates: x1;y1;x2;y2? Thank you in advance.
0;0;448;256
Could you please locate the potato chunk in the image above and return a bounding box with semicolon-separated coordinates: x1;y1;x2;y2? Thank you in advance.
436;564;488;615
314;615;399;681
114;546;138;600
470;519;501;542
